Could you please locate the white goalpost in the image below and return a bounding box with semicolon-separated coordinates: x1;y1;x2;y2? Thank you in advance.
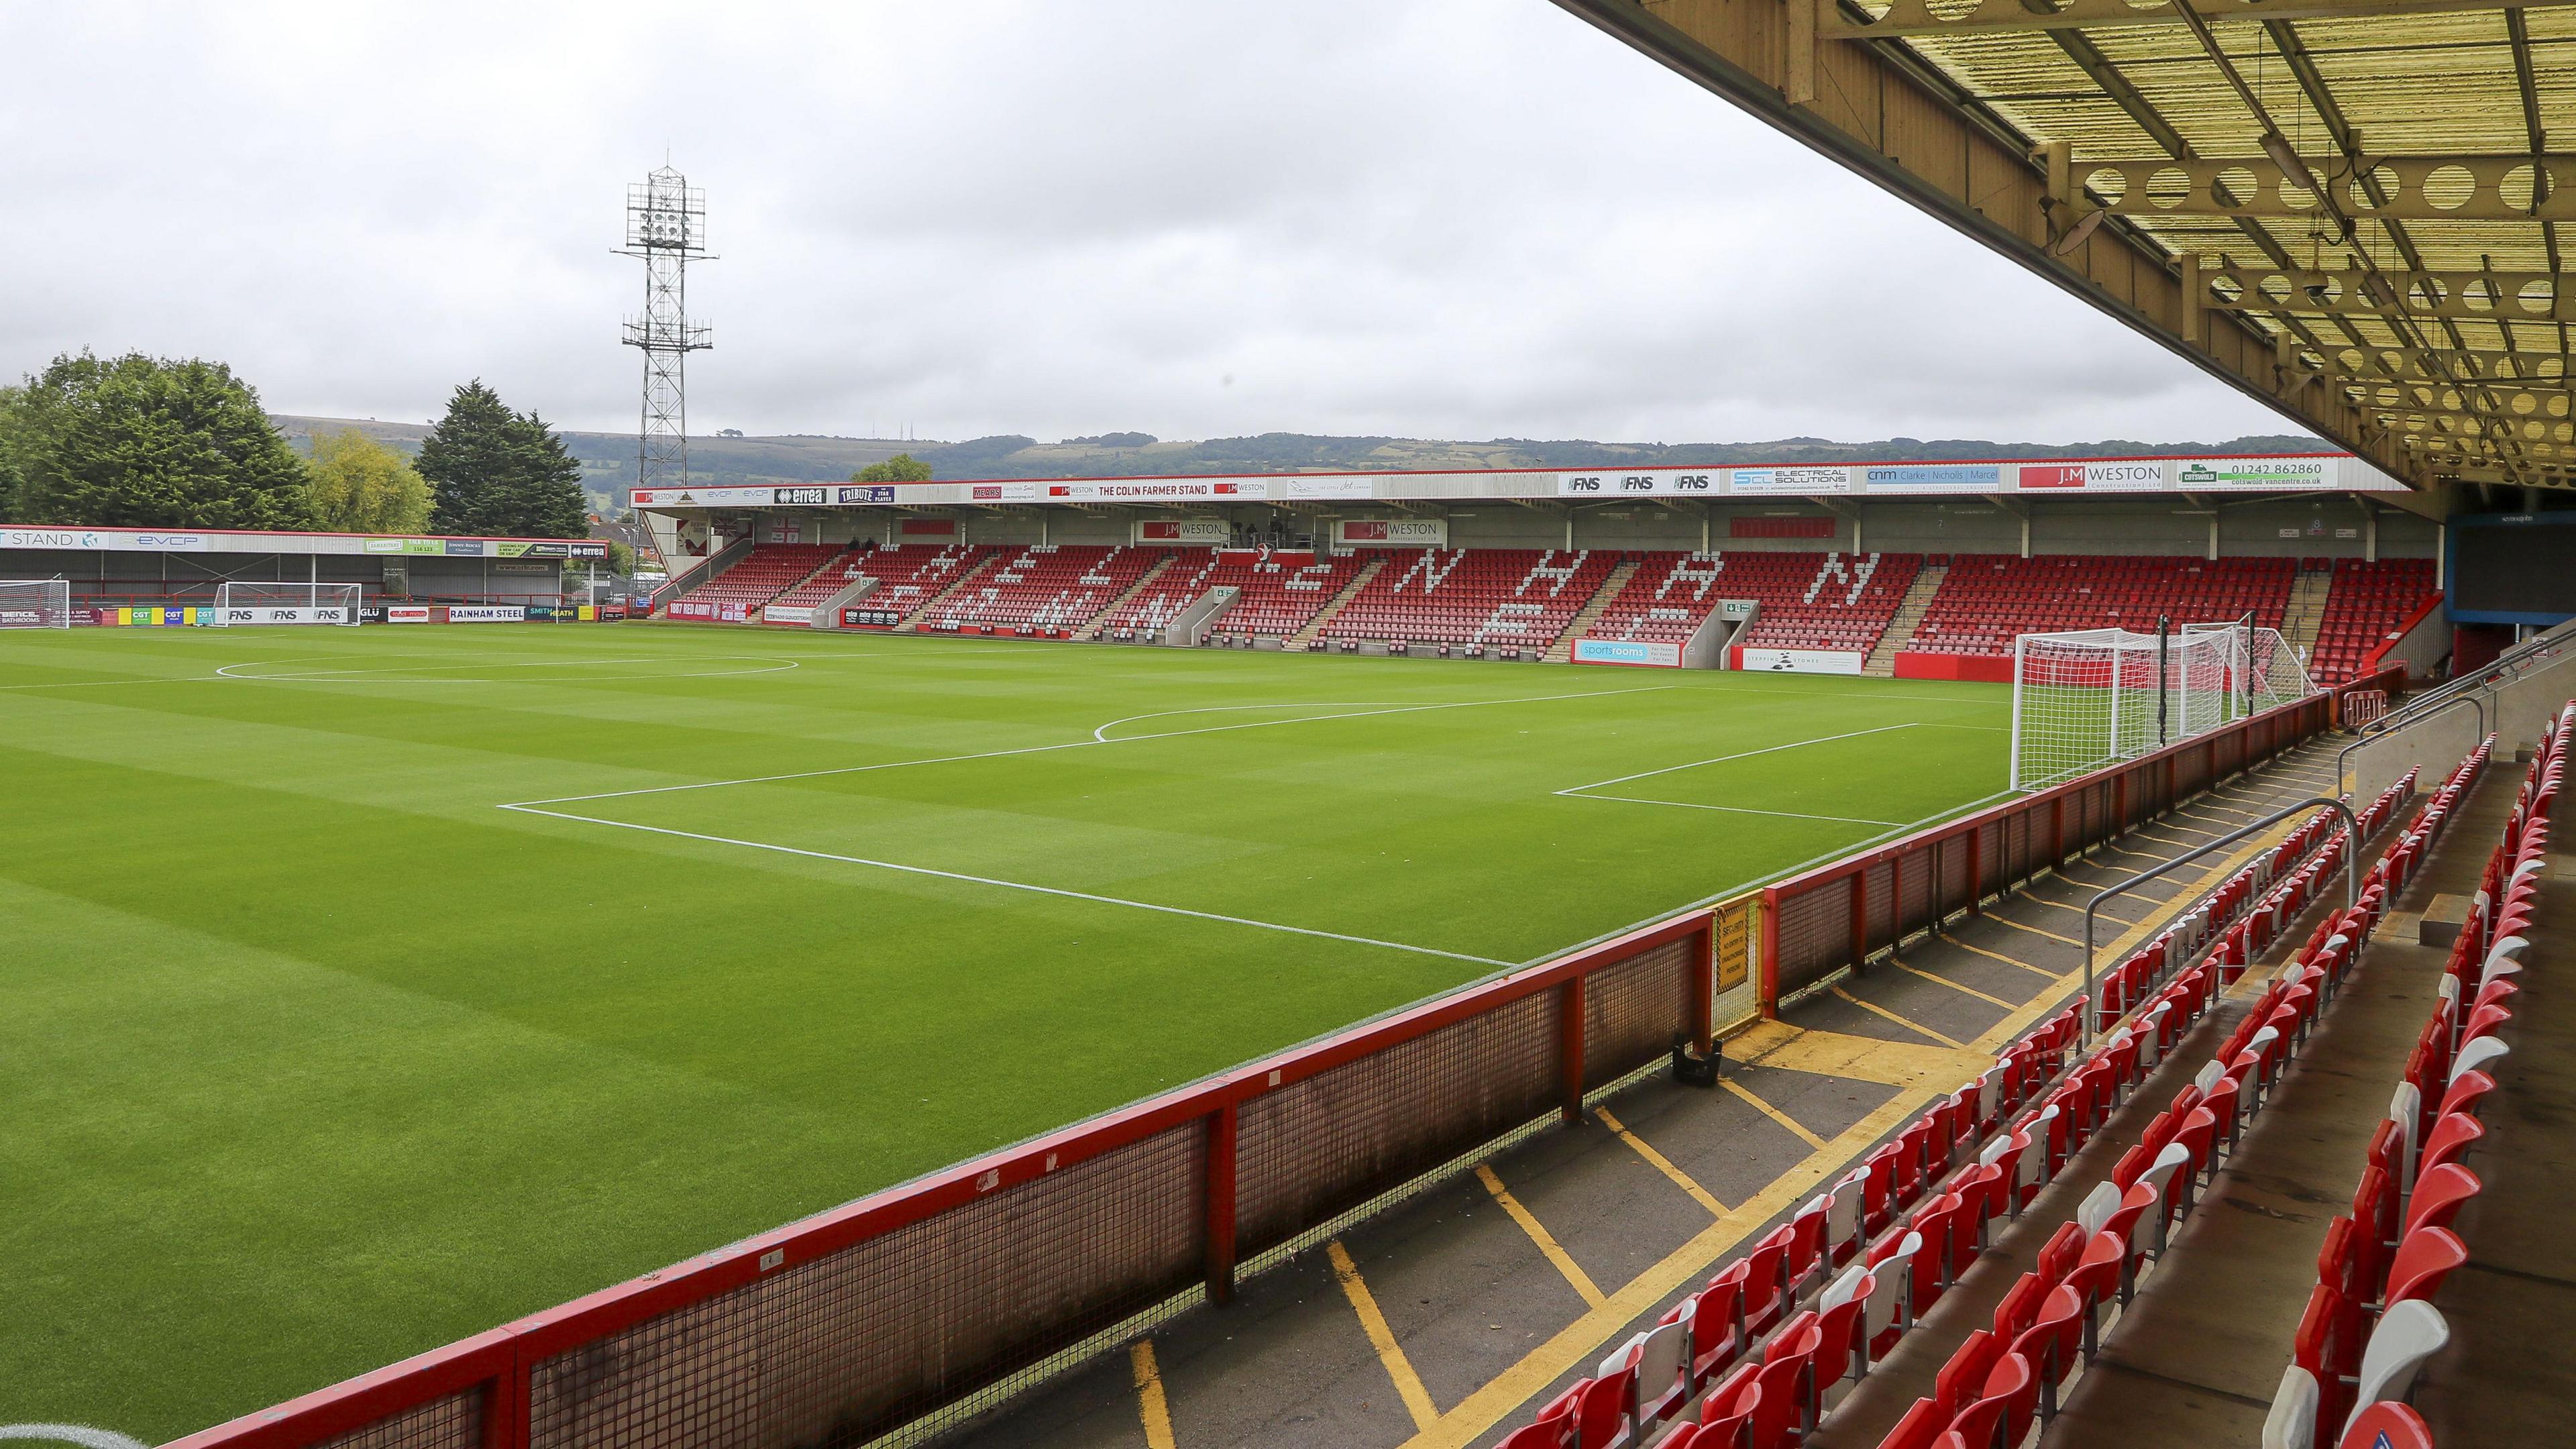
0;579;73;629
2008;624;2280;792
212;581;362;627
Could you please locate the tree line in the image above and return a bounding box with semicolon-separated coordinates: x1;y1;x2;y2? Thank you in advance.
0;352;590;537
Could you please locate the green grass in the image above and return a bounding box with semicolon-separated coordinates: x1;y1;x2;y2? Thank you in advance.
0;624;2007;1440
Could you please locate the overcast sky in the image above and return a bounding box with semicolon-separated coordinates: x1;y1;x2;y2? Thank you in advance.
0;1;2300;447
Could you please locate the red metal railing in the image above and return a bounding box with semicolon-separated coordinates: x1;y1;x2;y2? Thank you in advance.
170;914;1719;1449
1757;692;2339;1005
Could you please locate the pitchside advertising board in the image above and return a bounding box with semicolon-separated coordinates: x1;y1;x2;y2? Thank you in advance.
1731;647;1865;676
224;606;350;625
1573;638;1682;667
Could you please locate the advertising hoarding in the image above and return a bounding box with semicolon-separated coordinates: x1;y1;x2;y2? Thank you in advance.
1733;647;1864;675
1572;637;1682;667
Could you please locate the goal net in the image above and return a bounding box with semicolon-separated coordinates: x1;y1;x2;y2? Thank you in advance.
213;581;362;626
2010;627;2236;791
2183;621;2314;718
0;579;72;629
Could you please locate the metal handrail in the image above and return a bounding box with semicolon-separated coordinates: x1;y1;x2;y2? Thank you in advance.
2079;795;2359;1047
2365;617;2575;736
2337;692;2483;800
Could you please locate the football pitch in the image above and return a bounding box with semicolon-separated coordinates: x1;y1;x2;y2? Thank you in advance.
0;624;2009;1440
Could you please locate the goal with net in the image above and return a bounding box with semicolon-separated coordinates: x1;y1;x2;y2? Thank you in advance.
212;582;362;627
0;579;72;629
2009;625;2259;792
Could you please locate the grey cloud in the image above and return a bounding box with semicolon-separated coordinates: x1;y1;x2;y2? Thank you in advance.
0;0;2295;447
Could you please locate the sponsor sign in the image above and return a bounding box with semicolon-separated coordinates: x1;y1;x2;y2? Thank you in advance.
2015;460;2163;491
444;539;486;555
598;604;629;621
524;604;559;621
969;482;1043;502
2176;455;2335;489
1734;647;1864;675
1137;519;1230;545
1277;476;1377;500
0;608;44;627
774;487;828;505
761;604;814;625
492;539;604;559
1335;518;1448;547
224;606;352;625
841;606;903;628
1731;466;1852;495
1573;637;1682;667
1556;470;1719;498
843;485;898;504
629;485;786;507
445;605;526;623
386;606;432;623
1863;463;2002;494
1044;480;1248;500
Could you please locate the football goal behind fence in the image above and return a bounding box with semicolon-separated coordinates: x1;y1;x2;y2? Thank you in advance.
212;582;362;626
2008;620;2310;792
0;578;72;629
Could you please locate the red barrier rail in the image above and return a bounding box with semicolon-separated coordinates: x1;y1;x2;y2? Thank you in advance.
170;913;1719;1449
1759;692;2338;1006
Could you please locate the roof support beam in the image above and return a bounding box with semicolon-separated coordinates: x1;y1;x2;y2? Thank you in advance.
2072;153;2576;223
1825;0;2576;40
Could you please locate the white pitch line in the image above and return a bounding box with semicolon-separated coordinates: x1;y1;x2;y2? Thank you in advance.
1572;794;1905;826
498;804;1512;966
1514;786;2025;965
516;684;1678;807
1554;722;1924;796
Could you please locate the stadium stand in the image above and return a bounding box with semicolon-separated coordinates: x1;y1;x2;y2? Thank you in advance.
2257;704;2565;1449
667;542;843;618
925;544;1173;635
1320;548;1619;650
2308;558;2445;687
761;542;877;615
833;542;1000;621
1729;552;1921;654
1576;551;1922;655
1484;739;2468;1449
1899;555;2297;662
1100;549;1366;641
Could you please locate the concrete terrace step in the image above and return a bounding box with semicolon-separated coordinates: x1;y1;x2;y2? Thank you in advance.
1545;558;1640;663
1077;553;1177;638
1285;557;1383;647
1864;563;1949;676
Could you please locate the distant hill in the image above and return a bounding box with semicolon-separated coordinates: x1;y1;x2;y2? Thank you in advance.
273;415;2330;512
271;416;926;517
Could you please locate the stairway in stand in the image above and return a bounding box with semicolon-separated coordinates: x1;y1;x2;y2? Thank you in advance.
1077;555;1178;637
898;554;1000;630
1862;563;1948;676
1542;559;1640;662
2280;566;2332;667
1286;558;1383;647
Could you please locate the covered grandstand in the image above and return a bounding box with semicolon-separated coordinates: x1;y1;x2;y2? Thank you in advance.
629;449;2470;686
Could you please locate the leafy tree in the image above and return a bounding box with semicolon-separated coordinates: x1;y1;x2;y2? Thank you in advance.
303;429;432;533
853;452;934;483
3;352;314;529
418;380;589;537
604;540;637;576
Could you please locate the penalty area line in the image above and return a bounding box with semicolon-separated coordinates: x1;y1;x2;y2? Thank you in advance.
517;682;1678;807
498;803;1513;967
